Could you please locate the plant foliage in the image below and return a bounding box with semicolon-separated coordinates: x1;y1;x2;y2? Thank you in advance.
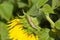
0;0;60;40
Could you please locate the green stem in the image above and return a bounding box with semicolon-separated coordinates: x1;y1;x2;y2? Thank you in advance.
45;14;55;28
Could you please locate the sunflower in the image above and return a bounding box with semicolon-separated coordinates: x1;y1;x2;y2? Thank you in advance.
8;19;38;40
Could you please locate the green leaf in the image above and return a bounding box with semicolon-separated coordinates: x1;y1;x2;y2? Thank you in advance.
8;0;21;3
31;0;38;4
42;4;54;14
38;28;54;40
0;21;9;40
52;0;60;9
31;17;38;27
0;2;13;21
0;0;2;3
27;0;48;16
55;19;60;30
18;2;28;8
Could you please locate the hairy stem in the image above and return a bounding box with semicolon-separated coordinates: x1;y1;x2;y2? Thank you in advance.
45;14;55;28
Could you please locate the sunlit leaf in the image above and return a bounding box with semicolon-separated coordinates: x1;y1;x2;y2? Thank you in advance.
31;17;39;26
27;0;48;16
55;19;60;30
42;4;54;14
0;2;13;21
52;0;60;9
